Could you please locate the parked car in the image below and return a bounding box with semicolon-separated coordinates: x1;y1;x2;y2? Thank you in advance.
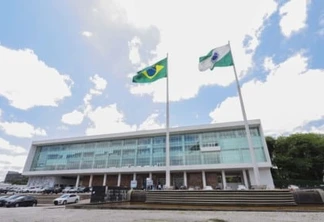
44;186;62;194
68;186;86;193
0;188;8;194
54;187;62;194
83;187;92;193
0;195;10;206
288;184;299;191
53;194;80;205
62;186;73;193
21;187;34;193
0;195;22;207
42;187;55;194
237;185;248;190
5;195;37;207
203;186;213;190
67;187;78;193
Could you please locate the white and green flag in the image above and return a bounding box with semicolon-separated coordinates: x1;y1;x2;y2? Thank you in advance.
198;44;233;71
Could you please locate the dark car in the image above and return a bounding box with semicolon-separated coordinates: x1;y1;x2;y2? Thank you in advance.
42;186;61;194
0;188;8;194
42;187;55;194
0;194;22;207
0;195;9;206
5;195;37;207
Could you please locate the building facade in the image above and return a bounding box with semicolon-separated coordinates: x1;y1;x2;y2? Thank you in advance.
22;120;275;190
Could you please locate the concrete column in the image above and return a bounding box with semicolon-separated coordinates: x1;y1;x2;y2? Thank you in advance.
165;170;170;188
183;171;187;187
243;170;249;188
117;173;121;186
149;172;152;179
103;174;107;186
75;175;80;188
133;173;136;180
221;170;226;190
202;171;206;188
89;175;93;187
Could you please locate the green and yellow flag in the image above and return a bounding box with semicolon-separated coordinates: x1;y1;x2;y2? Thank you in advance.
132;58;167;83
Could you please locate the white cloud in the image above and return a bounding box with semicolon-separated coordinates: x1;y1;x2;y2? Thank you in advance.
0;138;27;154
138;113;165;131
111;0;278;102
0;121;47;138
209;53;324;135
0;152;27;182
263;57;276;71
90;74;107;92
0;45;73;110
306;125;324;134
279;0;309;38
82;31;93;37
128;36;142;65
86;104;137;135
61;110;84;125
86;105;164;135
292;124;324;135
83;74;107;114
61;74;107;125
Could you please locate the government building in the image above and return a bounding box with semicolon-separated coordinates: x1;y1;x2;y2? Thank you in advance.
22;119;274;190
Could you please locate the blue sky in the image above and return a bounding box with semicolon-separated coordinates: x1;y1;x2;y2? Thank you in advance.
0;0;323;181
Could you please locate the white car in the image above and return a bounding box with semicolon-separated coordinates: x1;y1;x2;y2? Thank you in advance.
237;185;248;190
53;194;80;205
288;184;299;191
203;186;213;190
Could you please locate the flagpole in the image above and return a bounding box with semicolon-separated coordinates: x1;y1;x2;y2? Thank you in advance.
228;41;260;186
165;53;171;188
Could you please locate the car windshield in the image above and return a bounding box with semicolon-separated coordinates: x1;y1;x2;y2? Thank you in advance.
60;194;69;198
8;195;21;200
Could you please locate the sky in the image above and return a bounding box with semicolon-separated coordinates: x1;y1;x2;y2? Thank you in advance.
0;0;323;182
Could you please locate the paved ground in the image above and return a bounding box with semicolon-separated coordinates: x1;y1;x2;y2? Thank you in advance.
0;205;324;222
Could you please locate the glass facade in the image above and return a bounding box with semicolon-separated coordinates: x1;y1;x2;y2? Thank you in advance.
30;127;267;171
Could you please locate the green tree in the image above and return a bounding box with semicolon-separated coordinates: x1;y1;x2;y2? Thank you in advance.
265;136;276;161
272;133;324;182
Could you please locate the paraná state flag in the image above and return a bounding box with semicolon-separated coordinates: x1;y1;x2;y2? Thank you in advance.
199;44;233;71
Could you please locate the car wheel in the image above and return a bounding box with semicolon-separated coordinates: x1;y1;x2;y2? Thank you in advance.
63;200;67;205
15;203;19;207
32;202;37;207
75;199;78;203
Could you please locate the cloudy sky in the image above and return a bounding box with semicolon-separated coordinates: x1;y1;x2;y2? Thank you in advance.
0;0;323;182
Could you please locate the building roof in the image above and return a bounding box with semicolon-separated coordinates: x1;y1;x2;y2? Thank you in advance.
32;119;261;146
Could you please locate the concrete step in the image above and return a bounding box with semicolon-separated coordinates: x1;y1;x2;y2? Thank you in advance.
145;190;297;206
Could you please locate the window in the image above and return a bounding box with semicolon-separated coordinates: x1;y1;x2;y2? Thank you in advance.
170;135;182;144
83;152;94;158
184;134;199;144
153;137;165;144
138;138;151;145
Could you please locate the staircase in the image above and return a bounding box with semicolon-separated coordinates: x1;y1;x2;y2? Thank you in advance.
145;190;297;206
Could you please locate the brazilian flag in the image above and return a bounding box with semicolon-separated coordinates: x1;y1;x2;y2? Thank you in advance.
132;58;167;83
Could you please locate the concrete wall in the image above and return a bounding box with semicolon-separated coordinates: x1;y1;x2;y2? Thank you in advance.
259;168;275;189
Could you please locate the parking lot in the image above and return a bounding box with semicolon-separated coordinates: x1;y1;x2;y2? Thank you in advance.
0;205;324;222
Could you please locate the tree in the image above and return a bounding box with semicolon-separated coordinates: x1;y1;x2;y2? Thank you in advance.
270;133;324;183
265;136;276;161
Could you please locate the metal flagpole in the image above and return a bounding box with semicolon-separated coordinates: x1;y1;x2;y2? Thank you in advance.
228;41;261;186
165;53;171;188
